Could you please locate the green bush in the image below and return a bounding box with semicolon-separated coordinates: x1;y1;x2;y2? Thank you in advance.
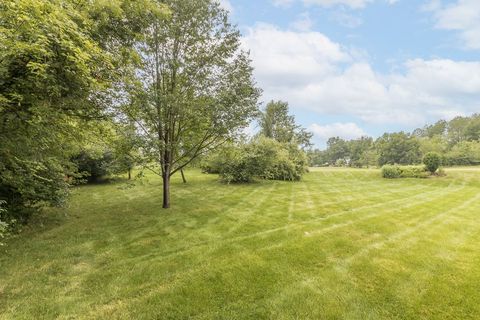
381;165;402;179
0;155;71;224
220;152;259;183
399;165;429;178
423;152;441;174
251;138;307;181
382;165;428;179
201;145;237;174
208;137;308;183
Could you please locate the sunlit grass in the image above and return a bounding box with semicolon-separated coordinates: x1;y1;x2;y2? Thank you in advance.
1;168;480;319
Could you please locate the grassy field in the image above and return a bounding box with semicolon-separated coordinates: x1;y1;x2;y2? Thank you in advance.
1;168;480;319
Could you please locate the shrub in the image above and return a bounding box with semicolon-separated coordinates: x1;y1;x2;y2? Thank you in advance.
381;165;402;179
437;167;447;177
0;155;70;224
201;145;237;174
382;165;428;179
219;149;260;183
200;153;224;174
209;137;308;183
423;152;441;174
399;165;429;178
251;138;307;181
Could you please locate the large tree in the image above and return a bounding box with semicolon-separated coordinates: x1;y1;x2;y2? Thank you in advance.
123;0;259;208
0;0;114;219
376;132;422;166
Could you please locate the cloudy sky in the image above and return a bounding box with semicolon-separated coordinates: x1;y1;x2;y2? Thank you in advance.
219;0;480;147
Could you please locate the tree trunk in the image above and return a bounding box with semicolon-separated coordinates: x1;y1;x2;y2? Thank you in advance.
180;169;187;183
162;173;170;209
128;168;132;180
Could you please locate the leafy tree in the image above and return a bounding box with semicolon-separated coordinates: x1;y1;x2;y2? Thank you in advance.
0;0;113;220
326;137;349;165
413;120;447;138
348;136;374;167
423;152;441;174
258;101;313;149
307;149;329;167
376;132;422;166
447;116;470;145
418;135;447;155
122;0;259;208
464;115;480;141
445;141;480;166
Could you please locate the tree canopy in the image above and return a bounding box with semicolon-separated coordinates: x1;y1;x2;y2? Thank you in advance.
258;100;313;149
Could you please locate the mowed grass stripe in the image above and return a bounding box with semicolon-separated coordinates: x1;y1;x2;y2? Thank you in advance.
1;168;480;319
112;178;466;268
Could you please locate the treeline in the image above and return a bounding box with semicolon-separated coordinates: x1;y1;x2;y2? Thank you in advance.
309;114;480;167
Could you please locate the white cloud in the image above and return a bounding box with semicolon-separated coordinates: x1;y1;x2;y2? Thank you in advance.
241;24;480;130
330;10;363;28
272;0;296;8
304;0;373;9
291;12;315;31
242;24;350;88
428;0;480;50
272;0;397;9
310;122;367;141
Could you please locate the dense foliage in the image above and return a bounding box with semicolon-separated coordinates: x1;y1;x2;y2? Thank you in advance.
202;137;308;183
0;0;116;223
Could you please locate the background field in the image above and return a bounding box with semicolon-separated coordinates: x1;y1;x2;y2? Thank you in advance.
1;168;480;319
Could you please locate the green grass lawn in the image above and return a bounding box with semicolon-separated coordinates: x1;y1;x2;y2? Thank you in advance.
1;168;480;319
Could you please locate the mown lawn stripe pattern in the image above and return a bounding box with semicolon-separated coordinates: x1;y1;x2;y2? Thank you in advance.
1;168;480;319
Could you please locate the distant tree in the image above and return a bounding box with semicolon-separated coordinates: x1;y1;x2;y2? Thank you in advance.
258;101;313;149
122;0;259;208
348;136;374;167
447;116;470;145
376;132;422;165
464;115;480;141
326;137;349;165
413;120;447;138
426;120;448;138
307;149;329;167
423;152;441;174
445;141;480;166
418;135;447;155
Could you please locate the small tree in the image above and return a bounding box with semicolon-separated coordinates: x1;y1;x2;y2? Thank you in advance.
423;152;441;174
258;101;313;149
123;0;259;208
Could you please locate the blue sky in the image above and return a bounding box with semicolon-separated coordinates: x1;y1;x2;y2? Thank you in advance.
219;0;480;148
